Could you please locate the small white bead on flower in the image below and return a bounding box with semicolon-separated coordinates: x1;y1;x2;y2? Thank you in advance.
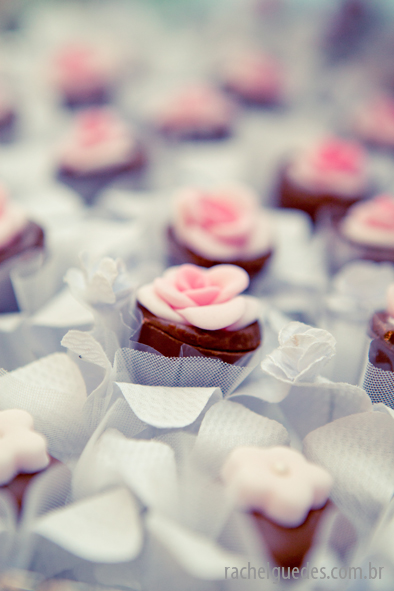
0;409;49;486
221;446;333;528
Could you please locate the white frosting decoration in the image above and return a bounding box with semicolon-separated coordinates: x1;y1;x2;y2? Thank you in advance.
354;94;394;147
0;409;49;486
287;137;368;197
340;194;394;249
221;51;283;102
58;108;138;174
52;43;118;95
221;446;333;528
172;185;273;261
156;85;235;135
0;186;27;249
137;264;260;332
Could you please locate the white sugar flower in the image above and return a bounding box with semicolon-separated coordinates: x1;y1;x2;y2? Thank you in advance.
261;322;336;383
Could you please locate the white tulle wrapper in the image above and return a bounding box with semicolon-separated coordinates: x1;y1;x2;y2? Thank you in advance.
319;261;394;385
0;212;152;371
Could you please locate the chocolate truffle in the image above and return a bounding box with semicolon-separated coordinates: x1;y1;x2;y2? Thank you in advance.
168;185;274;279
154;85;236;141
221;50;284;107
277;137;369;223
56;108;147;204
353;94;394;151
336;194;394;265
221;446;333;568
0;190;45;313
51;43;119;109
135;264;262;364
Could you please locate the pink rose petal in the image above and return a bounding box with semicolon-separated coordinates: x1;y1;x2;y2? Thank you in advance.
184;286;221;306
137;284;185;324
178;296;246;330
174;265;207;291
154;278;196;309
205;265;249;303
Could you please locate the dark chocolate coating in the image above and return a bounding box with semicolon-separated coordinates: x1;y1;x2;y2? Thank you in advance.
0;221;45;313
167;226;273;279
135;302;261;364
277;164;365;223
0;110;16;143
159;123;231;142
62;86;112;110
1;456;59;513
0;221;44;266
222;83;282;109
338;228;394;264
252;500;333;569
57;146;147;204
368;311;394;371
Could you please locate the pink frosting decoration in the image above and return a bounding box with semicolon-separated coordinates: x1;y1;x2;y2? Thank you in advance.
0;409;49;486
287;137;368;197
0;186;27;250
53;43;117;94
221;446;333;528
58;108;137;173
172;185;273;261
156;85;235;134
137;264;260;331
354;94;394;147
340;194;394;249
222;51;283;103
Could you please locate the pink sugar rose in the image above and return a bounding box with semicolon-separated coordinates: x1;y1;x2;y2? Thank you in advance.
289;136;368;196
59;108;137;173
222;446;333;528
362;194;394;230
137;264;260;331
172;186;273;261
223;51;283;102
311;138;366;174
53;44;116;93
354;94;394;147
157;85;235;131
341;194;394;250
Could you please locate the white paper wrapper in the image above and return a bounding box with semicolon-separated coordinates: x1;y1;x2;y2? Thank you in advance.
303;410;394;535
0;353;88;461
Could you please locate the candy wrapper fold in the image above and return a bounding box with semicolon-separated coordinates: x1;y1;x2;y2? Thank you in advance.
190;400;290;476
303;411;394;535
117;382;222;429
0;353;88;461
